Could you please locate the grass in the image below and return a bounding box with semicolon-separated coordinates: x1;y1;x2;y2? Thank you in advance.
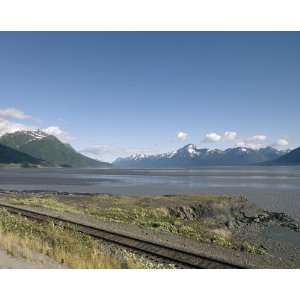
241;241;268;255
86;206;222;242
2;194;267;256
11;196;80;214
85;205;265;255
0;208;162;268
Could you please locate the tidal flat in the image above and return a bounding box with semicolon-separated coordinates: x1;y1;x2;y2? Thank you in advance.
0;191;299;268
1;166;300;219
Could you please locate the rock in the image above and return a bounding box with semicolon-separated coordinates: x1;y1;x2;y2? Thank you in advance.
243;209;259;219
168;206;197;220
192;205;215;218
225;220;236;229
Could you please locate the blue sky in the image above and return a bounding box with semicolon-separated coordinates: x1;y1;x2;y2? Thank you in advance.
0;32;299;162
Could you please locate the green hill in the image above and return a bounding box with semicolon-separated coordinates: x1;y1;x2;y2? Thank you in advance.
0;130;111;168
0;144;45;166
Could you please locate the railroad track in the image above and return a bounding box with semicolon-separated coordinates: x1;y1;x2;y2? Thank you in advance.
0;203;244;269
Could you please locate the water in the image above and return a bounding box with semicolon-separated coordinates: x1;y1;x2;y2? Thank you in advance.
0;166;300;217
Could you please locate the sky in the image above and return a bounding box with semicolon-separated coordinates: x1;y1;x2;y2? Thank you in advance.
0;32;299;162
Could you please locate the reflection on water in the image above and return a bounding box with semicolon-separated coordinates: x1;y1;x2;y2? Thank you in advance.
0;166;300;217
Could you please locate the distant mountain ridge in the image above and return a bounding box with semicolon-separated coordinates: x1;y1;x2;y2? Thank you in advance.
114;144;290;168
266;147;300;165
0;130;110;168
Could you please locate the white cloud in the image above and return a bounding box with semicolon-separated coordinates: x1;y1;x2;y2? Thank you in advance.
43;126;72;142
273;138;289;148
0;120;72;143
249;135;267;142
82;145;130;162
81;144;161;163
43;126;64;136
236;141;262;149
203;132;222;143
176;131;188;141
0;108;31;120
224;131;237;141
235;134;267;149
0;107;34;137
0;118;31;136
0;107;72;143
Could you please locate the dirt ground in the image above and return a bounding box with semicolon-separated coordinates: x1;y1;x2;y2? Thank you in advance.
0;247;63;269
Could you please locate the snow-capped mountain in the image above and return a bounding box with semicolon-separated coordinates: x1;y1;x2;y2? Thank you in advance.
0;130;111;168
114;144;290;168
0;130;49;149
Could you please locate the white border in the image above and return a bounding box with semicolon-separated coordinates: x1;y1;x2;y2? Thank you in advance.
0;1;299;299
0;0;300;30
0;269;299;300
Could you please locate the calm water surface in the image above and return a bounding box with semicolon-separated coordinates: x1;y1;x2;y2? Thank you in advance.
0;166;300;217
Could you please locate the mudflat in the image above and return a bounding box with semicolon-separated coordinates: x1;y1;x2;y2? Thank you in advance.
1;166;300;218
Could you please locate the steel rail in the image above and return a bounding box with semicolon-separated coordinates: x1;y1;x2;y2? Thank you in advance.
0;203;245;269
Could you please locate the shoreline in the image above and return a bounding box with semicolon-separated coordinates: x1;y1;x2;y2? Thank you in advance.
0;167;300;220
0;191;299;268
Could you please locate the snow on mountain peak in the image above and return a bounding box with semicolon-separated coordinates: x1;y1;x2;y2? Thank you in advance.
178;144;198;157
115;144;289;165
187;146;196;154
18;129;49;140
129;153;148;160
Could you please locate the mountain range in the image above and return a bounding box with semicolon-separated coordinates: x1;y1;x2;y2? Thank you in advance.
0;130;110;168
1;131;299;169
265;146;300;165
114;144;291;168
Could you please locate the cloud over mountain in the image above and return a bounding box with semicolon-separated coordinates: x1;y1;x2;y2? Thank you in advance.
176;131;188;141
0;107;71;143
236;141;262;150
0;108;31;120
249;135;267;142
0;118;31;136
202;131;237;144
273;138;289;148
81;144;161;162
236;134;268;149
203;133;222;143
224;131;237;141
43;126;72;142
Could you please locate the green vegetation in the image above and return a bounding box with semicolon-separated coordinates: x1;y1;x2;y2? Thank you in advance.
0;131;110;167
241;241;267;255
11;196;80;214
85;205;264;254
0;144;44;166
5;194;267;255
0;208;171;268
